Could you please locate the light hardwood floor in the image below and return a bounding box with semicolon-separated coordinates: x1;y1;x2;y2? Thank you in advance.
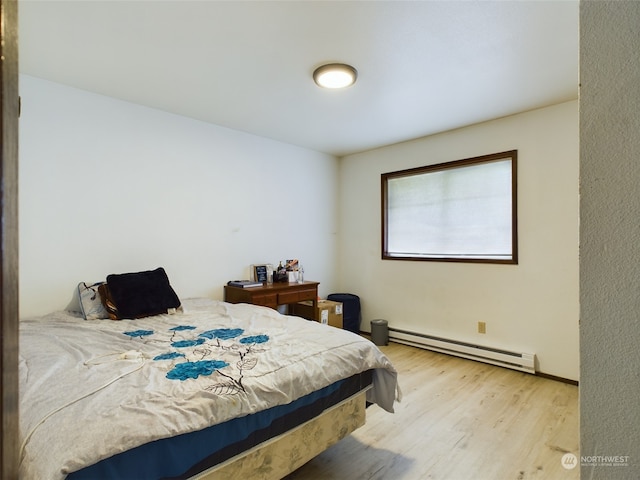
285;342;579;480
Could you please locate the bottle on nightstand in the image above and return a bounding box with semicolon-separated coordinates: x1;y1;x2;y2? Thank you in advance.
275;261;288;283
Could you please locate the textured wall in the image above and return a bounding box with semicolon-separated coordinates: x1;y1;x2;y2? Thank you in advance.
580;1;640;478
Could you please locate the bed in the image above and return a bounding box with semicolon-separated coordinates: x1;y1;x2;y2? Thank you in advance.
19;273;399;480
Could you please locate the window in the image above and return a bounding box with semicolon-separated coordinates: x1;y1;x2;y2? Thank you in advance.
381;150;517;264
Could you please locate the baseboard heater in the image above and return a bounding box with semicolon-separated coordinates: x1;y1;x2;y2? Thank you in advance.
388;327;536;374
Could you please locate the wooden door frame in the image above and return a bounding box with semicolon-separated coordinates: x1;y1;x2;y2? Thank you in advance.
1;0;20;478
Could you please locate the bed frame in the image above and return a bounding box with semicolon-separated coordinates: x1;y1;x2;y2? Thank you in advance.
193;388;369;479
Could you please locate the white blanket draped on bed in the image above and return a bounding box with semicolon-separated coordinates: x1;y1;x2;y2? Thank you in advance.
19;298;399;480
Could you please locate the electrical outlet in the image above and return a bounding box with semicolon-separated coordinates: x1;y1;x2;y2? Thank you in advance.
478;321;486;334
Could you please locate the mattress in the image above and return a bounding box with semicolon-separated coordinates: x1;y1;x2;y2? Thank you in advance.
19;298;398;480
68;371;373;480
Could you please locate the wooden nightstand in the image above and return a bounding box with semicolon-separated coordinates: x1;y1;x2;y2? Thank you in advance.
224;281;319;321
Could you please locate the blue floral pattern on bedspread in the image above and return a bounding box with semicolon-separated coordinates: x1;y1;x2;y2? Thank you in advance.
123;329;154;338
123;325;270;394
171;338;206;348
153;352;185;361
200;328;244;340
166;360;230;380
240;335;269;344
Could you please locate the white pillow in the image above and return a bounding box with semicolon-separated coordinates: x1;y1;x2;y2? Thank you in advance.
69;282;110;320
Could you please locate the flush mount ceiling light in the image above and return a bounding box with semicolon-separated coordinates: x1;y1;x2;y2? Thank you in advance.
313;63;358;89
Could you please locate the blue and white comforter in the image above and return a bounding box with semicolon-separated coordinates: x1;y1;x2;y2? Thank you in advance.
19;298;398;480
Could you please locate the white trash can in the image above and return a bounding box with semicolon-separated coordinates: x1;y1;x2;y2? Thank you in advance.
370;319;388;346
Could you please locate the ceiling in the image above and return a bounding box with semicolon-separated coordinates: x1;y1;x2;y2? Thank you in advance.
18;0;579;157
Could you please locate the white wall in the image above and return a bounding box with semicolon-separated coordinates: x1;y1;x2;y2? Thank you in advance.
338;101;579;380
19;75;579;380
580;2;640;477
19;75;340;317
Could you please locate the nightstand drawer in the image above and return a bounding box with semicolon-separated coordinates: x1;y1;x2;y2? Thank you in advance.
277;291;301;304
252;293;278;308
296;288;317;302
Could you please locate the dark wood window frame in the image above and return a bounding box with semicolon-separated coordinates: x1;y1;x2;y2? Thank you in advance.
381;150;518;264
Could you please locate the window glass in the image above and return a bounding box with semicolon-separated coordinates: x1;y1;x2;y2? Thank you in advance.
382;151;517;264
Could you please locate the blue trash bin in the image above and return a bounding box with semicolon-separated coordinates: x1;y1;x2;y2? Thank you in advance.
327;293;361;334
